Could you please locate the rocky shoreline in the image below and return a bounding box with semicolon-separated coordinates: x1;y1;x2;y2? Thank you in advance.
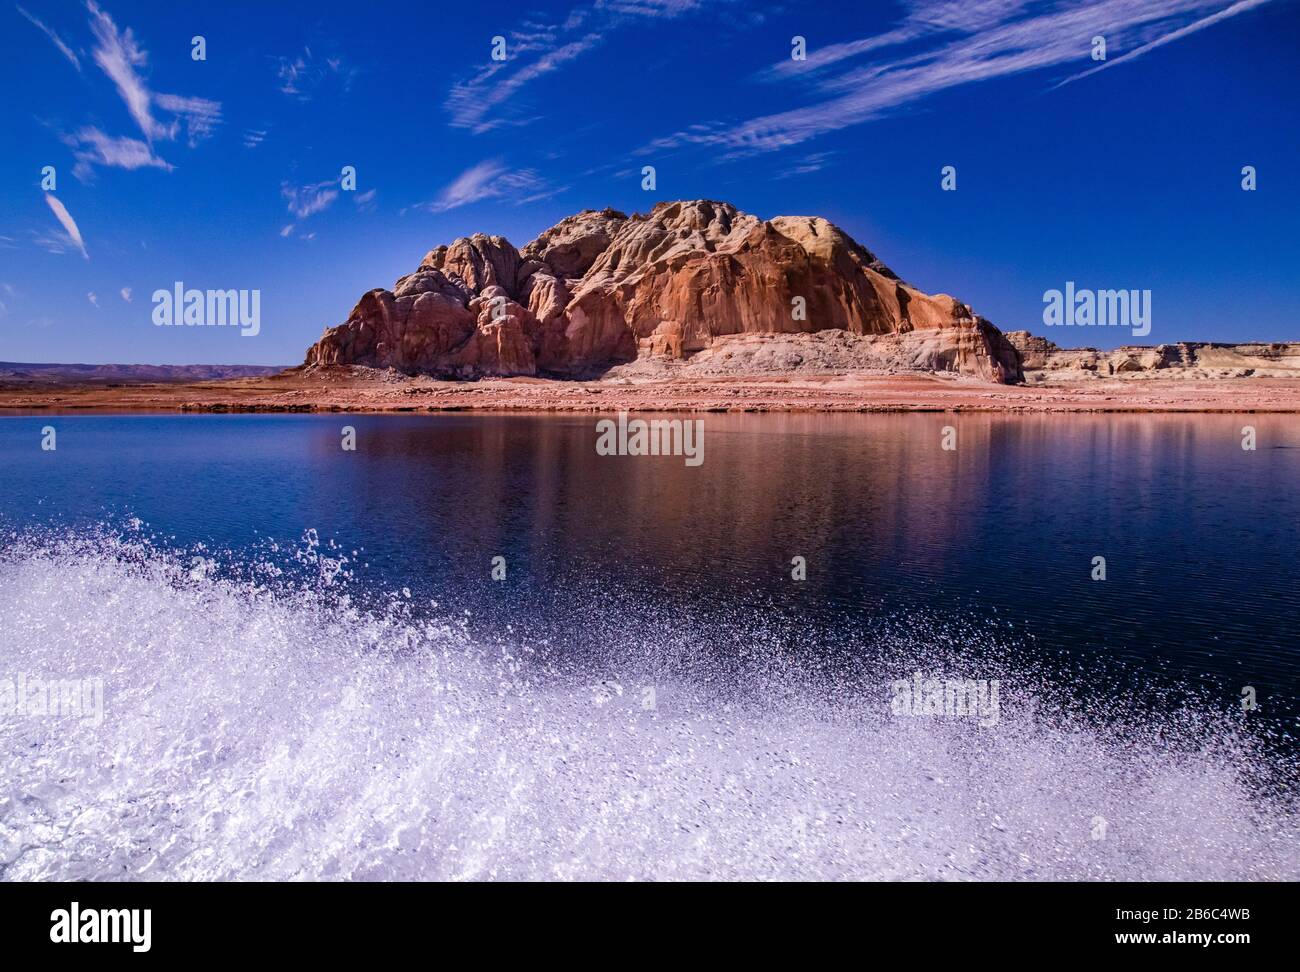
5;364;1300;414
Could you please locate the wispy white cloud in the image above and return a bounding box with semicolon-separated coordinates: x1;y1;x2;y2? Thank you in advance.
277;54;306;95
446;1;724;133
448;34;603;133
1055;0;1271;87
653;0;1276;157
32;233;74;256
64;127;172;180
87;291;99;307
86;0;164;140
281;180;339;219
16;5;81;70
276;46;355;100
43;194;89;260
83;1;221;153
423;160;560;213
120;287;132;302
353;188;378;212
599;0;712;16
36;2;223;180
243;128;268;149
774;151;836;179
154;92;222;147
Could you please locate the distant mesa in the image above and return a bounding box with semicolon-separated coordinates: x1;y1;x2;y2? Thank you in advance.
303;199;1025;384
0;362;285;386
1003;331;1300;381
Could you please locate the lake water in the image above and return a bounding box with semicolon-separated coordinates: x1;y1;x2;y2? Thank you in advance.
1;412;1296;880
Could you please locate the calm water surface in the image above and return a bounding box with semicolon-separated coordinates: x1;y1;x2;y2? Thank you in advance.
3;412;1297;703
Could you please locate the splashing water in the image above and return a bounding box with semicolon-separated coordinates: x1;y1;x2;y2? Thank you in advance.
0;526;1295;881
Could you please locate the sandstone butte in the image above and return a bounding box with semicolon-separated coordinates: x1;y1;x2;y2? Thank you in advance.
303;199;1025;384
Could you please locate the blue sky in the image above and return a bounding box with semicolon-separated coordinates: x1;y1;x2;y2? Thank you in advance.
2;0;1297;365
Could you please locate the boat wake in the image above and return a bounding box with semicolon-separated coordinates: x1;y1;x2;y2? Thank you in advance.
0;526;1295;881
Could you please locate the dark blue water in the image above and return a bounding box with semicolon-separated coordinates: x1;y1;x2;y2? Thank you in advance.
2;411;1297;712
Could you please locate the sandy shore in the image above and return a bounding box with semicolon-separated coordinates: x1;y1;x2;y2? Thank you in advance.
4;368;1300;413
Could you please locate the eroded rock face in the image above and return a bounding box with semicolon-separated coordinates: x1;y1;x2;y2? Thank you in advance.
305;200;1024;382
520;207;627;279
419;234;522;297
